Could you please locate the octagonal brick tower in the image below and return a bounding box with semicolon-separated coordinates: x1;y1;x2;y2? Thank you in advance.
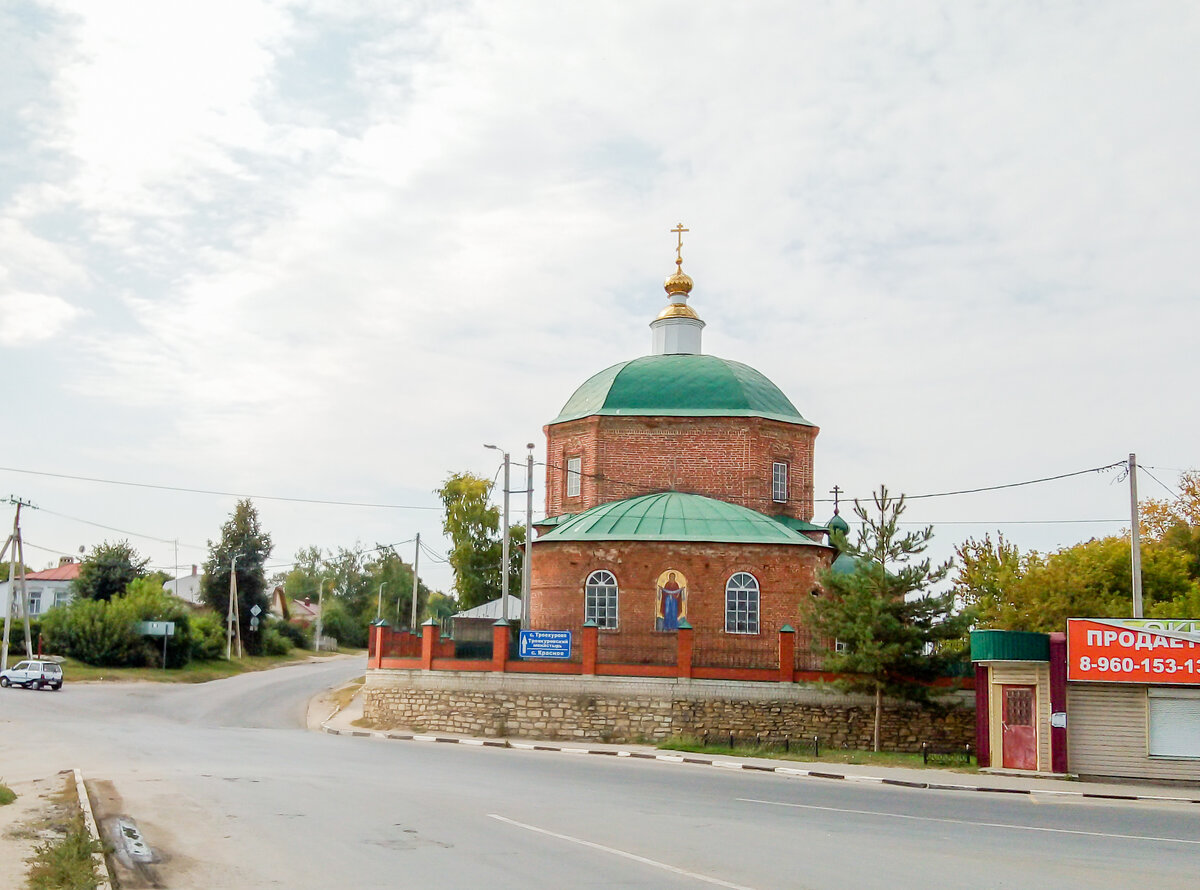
543;247;819;525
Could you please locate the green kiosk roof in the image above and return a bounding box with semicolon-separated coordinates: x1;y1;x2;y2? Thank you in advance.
538;491;829;546
551;354;813;425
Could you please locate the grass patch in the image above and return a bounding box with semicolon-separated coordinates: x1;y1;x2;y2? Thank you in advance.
60;649;309;683
658;736;977;771
0;782;15;806
25;812;102;890
329;676;365;712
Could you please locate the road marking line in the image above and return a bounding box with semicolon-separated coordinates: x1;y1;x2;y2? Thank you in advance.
736;798;1200;845
489;814;761;889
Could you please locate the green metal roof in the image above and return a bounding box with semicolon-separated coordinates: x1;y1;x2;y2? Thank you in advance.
772;515;830;534
830;552;860;575
551;354;812;425
537;492;829;546
970;630;1050;663
827;513;850;536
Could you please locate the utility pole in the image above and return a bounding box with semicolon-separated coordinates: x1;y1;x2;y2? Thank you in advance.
315;578;325;652
523;444;534;628
225;555;239;660
1;499;33;672
173;539;179;600
500;452;511;624
485;445;512;624
1129;453;1144;618
410;533;420;629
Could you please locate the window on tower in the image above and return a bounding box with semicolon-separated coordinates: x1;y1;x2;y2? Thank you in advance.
566;456;582;498
772;461;788;502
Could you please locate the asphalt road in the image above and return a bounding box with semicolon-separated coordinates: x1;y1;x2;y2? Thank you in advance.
2;659;1199;889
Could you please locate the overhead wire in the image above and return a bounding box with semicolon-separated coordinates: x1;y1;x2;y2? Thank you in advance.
0;464;441;510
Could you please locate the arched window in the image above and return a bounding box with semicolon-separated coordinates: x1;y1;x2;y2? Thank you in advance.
725;572;760;634
585;570;618;629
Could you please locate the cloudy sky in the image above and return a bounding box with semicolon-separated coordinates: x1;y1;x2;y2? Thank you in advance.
1;0;1196;595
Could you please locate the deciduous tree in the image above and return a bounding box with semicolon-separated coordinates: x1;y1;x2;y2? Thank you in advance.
437;472;524;611
72;540;149;602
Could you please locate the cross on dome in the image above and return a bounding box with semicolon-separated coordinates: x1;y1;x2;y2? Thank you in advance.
651;222;705;355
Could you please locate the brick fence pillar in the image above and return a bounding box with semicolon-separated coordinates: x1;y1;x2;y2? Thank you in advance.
778;624;795;683
421;618;438;670
581;620;598;675
676;620;693;679
492;620;510;672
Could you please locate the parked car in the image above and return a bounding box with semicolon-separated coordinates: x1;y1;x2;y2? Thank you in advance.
0;659;64;690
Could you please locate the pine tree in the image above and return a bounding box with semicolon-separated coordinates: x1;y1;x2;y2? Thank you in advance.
808;486;972;751
201;500;273;655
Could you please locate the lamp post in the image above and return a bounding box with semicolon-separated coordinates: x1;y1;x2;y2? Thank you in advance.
376;580;387;622
484;444;511;624
524;443;534;628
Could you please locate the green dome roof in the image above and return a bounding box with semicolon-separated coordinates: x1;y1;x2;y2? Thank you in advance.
538;491;829;546
551;354;812;425
828;512;850;536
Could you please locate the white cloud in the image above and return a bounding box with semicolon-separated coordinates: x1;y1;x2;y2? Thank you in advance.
0;291;81;344
1;1;1197;590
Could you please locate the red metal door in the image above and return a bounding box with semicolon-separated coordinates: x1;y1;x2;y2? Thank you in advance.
1001;685;1037;770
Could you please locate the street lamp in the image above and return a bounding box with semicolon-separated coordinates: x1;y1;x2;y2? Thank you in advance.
484;444;511;624
376;580;387;622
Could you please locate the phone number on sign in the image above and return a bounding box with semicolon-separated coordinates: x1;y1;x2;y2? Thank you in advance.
1078;656;1199;675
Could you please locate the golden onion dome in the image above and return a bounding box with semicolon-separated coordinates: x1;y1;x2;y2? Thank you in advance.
664;267;694;297
656;302;700;320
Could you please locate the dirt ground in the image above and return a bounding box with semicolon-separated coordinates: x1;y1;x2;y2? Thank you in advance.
0;771;77;890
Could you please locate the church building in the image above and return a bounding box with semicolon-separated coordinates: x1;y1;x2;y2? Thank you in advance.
529;229;845;668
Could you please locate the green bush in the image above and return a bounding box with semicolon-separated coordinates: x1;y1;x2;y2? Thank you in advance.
40;579;203;668
190;610;226;660
273;620;311;650
259;625;293;656
318;598;368;648
40;598;147;667
0;618;41;652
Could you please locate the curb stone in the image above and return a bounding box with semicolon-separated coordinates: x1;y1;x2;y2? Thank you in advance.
73;769;114;890
319;725;1200;806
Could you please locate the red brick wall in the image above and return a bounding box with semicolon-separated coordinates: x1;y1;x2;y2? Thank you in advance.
530;539;832;666
544;416;817;521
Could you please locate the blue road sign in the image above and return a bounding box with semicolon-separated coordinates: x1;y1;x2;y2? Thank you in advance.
519;630;572;660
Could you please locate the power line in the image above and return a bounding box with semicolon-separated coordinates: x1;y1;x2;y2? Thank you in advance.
539;458;1126;506
1139;466;1181;500
0;464;441;511
33;505;207;550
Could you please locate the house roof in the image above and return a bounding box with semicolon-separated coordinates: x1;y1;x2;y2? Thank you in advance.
453;595;523;619
537;492;830;547
24;563;81;581
550;354;812;426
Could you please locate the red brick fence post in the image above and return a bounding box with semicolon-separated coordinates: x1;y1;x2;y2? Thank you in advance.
676;619;693;679
778;624;795;683
582;620;598;675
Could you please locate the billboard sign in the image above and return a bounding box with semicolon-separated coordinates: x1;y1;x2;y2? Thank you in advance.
1067;618;1200;685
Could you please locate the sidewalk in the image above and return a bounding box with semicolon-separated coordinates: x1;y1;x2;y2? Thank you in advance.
319;691;1200;806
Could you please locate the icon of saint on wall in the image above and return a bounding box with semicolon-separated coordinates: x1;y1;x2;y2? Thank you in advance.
655;569;687;631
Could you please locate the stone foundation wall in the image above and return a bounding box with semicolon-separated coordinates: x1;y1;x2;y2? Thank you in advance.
364;671;974;751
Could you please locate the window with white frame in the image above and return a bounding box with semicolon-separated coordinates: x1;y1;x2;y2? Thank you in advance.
585;570;618;629
28;589;42;615
1148;688;1200;758
835;639;848;653
772;462;788;502
54;589;71;609
566;457;582;498
725;572;760;634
